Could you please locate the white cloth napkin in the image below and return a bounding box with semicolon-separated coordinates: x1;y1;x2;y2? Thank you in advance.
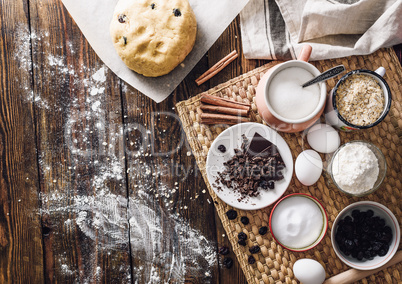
240;0;402;61
62;0;249;103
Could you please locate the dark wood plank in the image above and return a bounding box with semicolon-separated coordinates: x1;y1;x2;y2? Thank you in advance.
28;0;131;282
121;55;220;283
0;0;44;283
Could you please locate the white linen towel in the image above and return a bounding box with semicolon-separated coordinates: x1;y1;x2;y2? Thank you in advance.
240;0;402;60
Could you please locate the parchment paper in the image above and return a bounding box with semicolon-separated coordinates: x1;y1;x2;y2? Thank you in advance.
62;0;250;103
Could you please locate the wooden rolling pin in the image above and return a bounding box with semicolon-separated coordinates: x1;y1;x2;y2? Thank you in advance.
323;250;402;284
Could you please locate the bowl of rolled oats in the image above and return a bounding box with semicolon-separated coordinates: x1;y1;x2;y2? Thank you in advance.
324;67;392;132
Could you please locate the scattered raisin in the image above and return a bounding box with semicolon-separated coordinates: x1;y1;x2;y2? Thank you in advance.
259;226;268;235
238;239;246;246
173;8;181;17
118;14;126;23
226;209;237;220
150;3;156;9
248;255;256;264
217;144;226;153
249;245;260;254
238;232;247;240
123;36;127;45
222;257;233;269
240;216;249;225
218;246;230;255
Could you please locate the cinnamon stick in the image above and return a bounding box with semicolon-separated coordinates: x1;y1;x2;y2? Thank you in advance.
195;50;239;86
200;104;248;116
200;119;237;125
200;113;250;124
200;94;250;111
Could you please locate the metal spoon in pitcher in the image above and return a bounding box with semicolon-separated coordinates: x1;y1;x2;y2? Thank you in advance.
302;65;346;88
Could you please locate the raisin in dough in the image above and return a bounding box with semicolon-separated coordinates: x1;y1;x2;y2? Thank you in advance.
110;0;197;77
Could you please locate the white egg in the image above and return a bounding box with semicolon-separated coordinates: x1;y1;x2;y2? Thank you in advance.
293;258;326;284
295;150;322;186
307;124;340;153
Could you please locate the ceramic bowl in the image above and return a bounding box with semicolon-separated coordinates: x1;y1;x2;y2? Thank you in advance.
269;193;328;252
331;201;400;270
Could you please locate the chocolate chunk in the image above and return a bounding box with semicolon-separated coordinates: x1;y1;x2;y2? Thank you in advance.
259;226;268;235
123;36;127;45
218;246;230;255
150;3;156;9
249;245;260;254
248;255;256;264
173;8;181;17
222;257;233;268
226;209;237;220
246;133;272;157
240;216;249;225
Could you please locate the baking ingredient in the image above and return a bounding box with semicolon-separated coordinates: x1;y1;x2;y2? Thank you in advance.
238;232;247;240
238;239;246;246
248;256;256;264
249;245;261;254
217;144;227;153
270;195;324;249
331;143;379;195
226;209;238;220
268;67;320;120
240;216;249;225
295;150;323;186
293;258;326;284
218;246;230;255
336;74;384;126
335;209;392;260
259;226;268;235
307;123;340;153
110;0;197;77
214;133;285;199
222;257;233;268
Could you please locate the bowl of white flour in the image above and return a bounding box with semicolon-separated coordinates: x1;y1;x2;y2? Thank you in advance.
328;141;387;197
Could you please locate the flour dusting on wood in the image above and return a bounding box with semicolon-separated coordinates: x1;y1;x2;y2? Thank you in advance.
16;26;217;283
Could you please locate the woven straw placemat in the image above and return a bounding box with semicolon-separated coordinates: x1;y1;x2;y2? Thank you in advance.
176;48;402;284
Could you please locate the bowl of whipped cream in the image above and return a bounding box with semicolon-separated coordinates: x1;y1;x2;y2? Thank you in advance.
328;140;387;197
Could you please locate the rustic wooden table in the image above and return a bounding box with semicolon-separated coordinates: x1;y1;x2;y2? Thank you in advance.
0;0;401;283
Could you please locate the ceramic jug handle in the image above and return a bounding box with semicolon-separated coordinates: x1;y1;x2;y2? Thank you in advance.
375;67;386;77
298;45;312;62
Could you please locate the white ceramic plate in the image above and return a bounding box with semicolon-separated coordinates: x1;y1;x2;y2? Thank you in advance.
206;122;293;210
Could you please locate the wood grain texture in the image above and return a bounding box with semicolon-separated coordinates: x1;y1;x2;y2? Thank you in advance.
0;0;44;283
28;0;131;282
0;0;401;282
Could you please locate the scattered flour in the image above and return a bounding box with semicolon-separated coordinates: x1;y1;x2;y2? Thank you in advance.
15;25;215;283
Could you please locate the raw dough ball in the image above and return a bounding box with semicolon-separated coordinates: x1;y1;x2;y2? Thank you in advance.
110;0;197;77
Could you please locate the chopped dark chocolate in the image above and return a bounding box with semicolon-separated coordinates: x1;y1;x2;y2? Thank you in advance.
246;133;272;157
214;133;286;200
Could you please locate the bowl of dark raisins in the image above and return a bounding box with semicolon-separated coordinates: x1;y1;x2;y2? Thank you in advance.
331;201;400;270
